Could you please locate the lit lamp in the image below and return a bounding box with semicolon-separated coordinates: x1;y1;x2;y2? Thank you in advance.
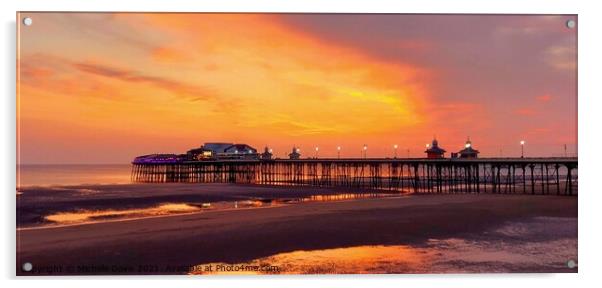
315;146;319;158
363;144;368;159
393;144;398;158
337;146;341;159
465;142;471;148
520;140;525;158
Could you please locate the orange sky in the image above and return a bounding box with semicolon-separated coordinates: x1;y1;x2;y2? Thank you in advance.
17;13;577;163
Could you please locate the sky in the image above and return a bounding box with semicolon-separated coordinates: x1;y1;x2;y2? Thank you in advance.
17;13;577;164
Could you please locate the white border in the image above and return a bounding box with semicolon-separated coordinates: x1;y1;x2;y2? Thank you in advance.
2;0;601;287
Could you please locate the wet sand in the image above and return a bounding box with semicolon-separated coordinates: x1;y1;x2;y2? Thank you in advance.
192;216;577;274
16;184;577;275
17;183;401;227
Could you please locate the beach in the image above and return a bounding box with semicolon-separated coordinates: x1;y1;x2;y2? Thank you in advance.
16;183;577;275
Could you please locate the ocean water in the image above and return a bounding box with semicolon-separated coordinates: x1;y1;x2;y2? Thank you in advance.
17;164;132;187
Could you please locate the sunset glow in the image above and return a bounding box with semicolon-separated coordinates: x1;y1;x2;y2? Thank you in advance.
17;13;577;163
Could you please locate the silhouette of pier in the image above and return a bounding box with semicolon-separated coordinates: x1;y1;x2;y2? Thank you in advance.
131;158;577;196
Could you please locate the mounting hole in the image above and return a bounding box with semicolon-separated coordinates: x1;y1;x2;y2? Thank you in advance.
22;17;33;26
566;19;575;29
567;259;577;268
22;262;33;272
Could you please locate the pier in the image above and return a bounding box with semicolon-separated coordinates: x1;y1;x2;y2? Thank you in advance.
131;158;577;196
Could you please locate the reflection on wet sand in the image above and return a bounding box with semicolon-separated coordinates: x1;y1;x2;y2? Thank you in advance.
190;217;577;274
191;245;427;275
44;203;200;224
236;193;404;207
299;193;401;202
41;192;402;226
191;239;577;274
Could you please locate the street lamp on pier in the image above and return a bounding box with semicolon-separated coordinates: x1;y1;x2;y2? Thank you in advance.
315;146;319;158
520;140;525;158
393;144;398;158
337;146;341;159
363;144;368;159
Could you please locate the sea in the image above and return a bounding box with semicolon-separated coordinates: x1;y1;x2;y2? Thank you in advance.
17;164;132;187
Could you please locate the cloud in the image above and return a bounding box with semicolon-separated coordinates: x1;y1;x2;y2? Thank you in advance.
20;65;54;79
72;62;217;101
151;47;186;62
536;94;552;102
544;45;576;71
512;94;552;116
424;101;491;138
20;54;223;107
19;54;113;99
266;120;338;136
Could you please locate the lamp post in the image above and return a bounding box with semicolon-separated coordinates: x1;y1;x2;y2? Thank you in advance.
315;146;319;158
363;144;368;159
337;146;341;159
520;140;525;158
393;144;398;158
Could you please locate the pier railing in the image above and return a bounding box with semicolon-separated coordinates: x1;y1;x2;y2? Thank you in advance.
131;158;578;195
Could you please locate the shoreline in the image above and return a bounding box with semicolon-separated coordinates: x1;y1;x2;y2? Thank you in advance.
18;192;572;231
17;182;576;229
18;195;347;231
16;183;410;228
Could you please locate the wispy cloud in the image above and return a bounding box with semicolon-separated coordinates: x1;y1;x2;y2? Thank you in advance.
72;62;217;101
544;45;576;71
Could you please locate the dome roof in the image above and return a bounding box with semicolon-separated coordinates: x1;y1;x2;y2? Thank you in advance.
425;138;446;154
